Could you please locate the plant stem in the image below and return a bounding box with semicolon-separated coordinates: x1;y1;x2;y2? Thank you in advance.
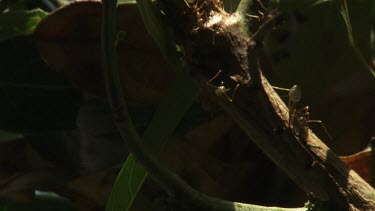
101;0;305;210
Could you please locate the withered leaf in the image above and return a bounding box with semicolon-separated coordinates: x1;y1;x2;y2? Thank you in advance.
339;147;373;184
34;1;175;104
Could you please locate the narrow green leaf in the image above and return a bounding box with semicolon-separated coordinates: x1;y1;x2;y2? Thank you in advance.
339;0;353;44
118;0;136;4
107;1;198;210
136;0;181;67
106;71;198;211
0;9;48;42
339;0;375;77
311;0;331;7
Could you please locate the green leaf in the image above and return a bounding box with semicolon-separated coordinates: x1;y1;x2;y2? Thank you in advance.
268;0;374;101
107;1;198;210
136;0;181;67
118;0;136;4
0;9;48;42
0;130;22;143
338;0;375;77
275;0;375;77
106;71;198;211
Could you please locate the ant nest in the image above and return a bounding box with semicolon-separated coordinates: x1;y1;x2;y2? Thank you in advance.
186;0;239;32
205;11;238;29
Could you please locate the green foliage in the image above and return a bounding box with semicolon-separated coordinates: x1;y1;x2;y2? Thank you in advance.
304;200;317;211
106;1;199;211
136;0;180;67
338;0;375;76
107;0;375;210
106;72;198;211
0;9;47;42
106;2;198;210
268;0;374;104
0;0;374;210
118;0;136;4
0;130;21;143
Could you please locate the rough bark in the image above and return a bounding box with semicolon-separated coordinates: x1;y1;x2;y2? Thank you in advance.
158;0;375;210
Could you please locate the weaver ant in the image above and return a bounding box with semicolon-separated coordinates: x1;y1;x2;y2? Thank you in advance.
273;85;332;140
207;70;239;102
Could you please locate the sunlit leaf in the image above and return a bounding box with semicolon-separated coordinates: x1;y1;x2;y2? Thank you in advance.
0;9;47;42
118;0;136;4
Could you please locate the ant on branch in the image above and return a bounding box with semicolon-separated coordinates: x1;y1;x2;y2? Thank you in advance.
272;85;333;140
184;0;225;31
207;69;239;102
246;0;266;22
184;0;208;30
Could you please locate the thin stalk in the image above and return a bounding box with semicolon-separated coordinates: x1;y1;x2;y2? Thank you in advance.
101;0;305;210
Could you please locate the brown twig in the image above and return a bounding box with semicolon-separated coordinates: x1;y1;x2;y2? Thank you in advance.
101;0;307;210
159;0;375;210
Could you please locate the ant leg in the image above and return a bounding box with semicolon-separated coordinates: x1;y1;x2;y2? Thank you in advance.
219;83;239;102
246;14;261;22
299;106;333;141
209;81;232;102
255;0;266;10
231;84;240;101
272;86;291;92
215;0;224;10
258;10;264;19
207;83;218;89
289;108;297;128
206;70;238;102
197;0;208;12
207;69;222;84
307;120;333;141
222;90;233;102
184;0;191;8
221;84;240;102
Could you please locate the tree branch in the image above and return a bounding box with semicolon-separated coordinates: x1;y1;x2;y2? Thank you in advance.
157;0;375;210
101;0;307;210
